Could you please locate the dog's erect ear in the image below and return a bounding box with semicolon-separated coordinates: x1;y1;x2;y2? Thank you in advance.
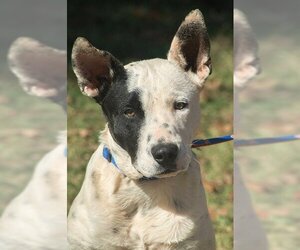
8;37;66;99
72;37;125;102
167;9;211;87
234;9;260;88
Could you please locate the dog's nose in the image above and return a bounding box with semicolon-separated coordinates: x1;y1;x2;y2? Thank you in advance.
151;143;178;167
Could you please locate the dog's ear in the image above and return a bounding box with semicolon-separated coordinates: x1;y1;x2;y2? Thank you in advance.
167;9;211;87
234;9;260;88
72;37;125;102
8;37;66;99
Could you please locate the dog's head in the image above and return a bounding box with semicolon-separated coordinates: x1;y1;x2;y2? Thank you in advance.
8;37;67;110
72;10;211;179
234;9;260;89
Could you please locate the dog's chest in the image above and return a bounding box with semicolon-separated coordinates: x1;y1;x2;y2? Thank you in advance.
111;186;195;245
69;173;202;249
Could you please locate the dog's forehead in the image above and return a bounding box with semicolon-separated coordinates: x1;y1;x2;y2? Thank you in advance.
124;58;195;96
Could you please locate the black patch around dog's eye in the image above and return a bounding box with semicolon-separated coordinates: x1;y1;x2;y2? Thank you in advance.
101;72;144;162
123;107;136;118
162;123;169;128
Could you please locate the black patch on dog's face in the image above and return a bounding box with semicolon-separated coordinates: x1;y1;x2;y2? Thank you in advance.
100;71;144;162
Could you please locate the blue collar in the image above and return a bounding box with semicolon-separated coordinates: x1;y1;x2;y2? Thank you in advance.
102;147;120;171
102;146;156;181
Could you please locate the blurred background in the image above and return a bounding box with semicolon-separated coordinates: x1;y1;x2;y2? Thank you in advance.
235;0;300;249
68;0;233;249
0;0;66;214
0;0;67;248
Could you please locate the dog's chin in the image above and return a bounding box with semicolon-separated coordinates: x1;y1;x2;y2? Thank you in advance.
155;167;188;178
137;163;190;179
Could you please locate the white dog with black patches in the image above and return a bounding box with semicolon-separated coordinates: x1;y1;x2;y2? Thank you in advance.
68;10;215;249
0;38;67;249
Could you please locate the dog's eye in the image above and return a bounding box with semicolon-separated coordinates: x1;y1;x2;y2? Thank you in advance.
124;108;136;118
174;101;188;110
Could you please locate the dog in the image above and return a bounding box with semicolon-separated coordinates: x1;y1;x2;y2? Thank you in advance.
0;37;67;249
234;9;268;250
68;9;216;250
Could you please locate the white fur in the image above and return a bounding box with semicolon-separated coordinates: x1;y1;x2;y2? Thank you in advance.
84;85;99;97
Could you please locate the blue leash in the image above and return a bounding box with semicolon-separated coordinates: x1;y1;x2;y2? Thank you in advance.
191;134;300;148
234;134;300;147
192;135;233;148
